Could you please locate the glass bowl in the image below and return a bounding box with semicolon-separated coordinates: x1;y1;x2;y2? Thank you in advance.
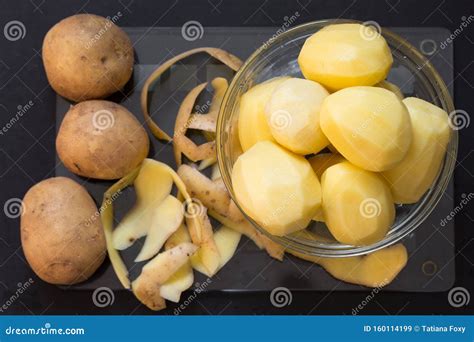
216;19;458;257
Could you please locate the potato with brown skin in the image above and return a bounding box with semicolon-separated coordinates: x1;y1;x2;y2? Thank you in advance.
42;14;134;102
56;100;149;180
21;177;106;285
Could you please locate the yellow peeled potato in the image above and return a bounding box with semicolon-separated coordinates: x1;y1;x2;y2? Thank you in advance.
298;23;393;91
309;153;346;222
238;77;289;151
320;86;412;171
376;80;404;100
265;78;330;155
321;162;395;245
308;153;346;179
232;141;321;236
382;97;450;203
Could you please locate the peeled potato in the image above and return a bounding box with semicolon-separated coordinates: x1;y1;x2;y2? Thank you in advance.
265;78;329;154
308;153;345;222
321;161;395;245
112;159;173;250
308;153;346;179
290;243;407;287
320;86;412;171
298;23;393;91
134;195;184;262
376;80;404;100
232;141;321;236
382;97;450;203
238;77;289;151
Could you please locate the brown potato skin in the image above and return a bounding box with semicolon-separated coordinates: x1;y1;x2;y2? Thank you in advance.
56;100;149;180
21;177;106;285
42;14;133;102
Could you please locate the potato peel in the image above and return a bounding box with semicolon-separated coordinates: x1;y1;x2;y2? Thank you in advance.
132;242;198;311
141;48;242;142
288;243;408;287
173;83;216;166
134;195;184;262
160;225;194;303
101;166;141;289
178;164;243;223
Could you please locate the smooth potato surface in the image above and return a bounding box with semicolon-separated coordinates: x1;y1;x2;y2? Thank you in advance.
298;23;393;91
21;177;106;285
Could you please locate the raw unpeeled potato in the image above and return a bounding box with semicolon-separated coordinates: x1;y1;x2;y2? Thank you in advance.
238;77;288;151
320;86;412;171
321;161;395;245
382;97;450;203
56;100;149;180
290;243;407;287
112;159;173;250
232;141;321;236
21;177;106;285
298;23;393;91
42;14;133;102
265;78;329;155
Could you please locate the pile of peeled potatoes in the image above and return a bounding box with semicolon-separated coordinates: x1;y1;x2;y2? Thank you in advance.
19;15;449;311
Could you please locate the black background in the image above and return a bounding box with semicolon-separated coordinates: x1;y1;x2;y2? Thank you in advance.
0;0;473;315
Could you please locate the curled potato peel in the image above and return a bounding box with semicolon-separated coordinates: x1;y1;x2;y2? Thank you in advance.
289;243;408;287
101;158;205;289
132;242;198;311
160;225;194;303
101;167;141;289
141;48;242;141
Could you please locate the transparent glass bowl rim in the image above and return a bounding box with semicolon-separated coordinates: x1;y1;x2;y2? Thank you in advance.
217;19;458;257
